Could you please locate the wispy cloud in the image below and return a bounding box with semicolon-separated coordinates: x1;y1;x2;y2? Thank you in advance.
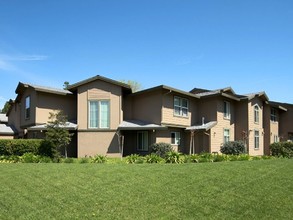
0;54;48;61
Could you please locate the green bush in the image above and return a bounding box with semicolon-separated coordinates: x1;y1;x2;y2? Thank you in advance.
63;157;75;163
20;153;40;163
220;141;245;155
151;142;173;158
145;153;164;164
270;141;293;158
184;154;199;163
91;154;108;163
78;157;90;164
165;151;183;164
0;139;43;156
125;154;144;164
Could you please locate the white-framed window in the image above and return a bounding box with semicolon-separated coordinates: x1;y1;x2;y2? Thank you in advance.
171;132;181;145
254;105;259;123
224;101;231;119
137;131;148;151
25;96;30;119
174;96;188;117
254;130;260;149
223;129;230;144
273;135;279;143
88;100;110;129
271;108;277;122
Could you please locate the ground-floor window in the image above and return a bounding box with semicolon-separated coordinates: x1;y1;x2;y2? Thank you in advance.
223;129;230;144
273;135;279;143
137;131;148;151
289;133;293;141
171;132;181;145
254;130;260;149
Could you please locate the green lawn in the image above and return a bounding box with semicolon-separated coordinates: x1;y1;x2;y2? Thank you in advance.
0;159;292;219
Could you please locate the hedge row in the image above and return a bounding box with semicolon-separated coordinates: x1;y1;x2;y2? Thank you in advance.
270;141;293;158
0;139;53;157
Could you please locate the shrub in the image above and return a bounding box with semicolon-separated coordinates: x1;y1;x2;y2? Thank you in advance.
0;139;42;156
184;154;199;163
220;141;245;155
145;153;164;164
165;151;183;164
91;154;108;163
125;154;144;164
63;157;75;163
21;153;40;163
151;142;173;158
270;141;293;158
78;157;90;164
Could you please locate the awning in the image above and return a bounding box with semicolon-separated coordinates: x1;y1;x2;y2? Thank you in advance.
118;120;167;131
28;122;78;131
186;121;217;131
0;124;16;135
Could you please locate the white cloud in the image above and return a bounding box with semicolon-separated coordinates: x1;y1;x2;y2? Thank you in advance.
0;54;48;61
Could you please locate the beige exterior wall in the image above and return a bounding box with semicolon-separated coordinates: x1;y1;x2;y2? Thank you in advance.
195;97;217;124
7;102;22;136
0;135;14;139
247;98;264;156
279;104;293;141
235;101;248;142
128;90;162;124
20;87;37;128
77;131;120;157
156;128;186;152
162;93;193;127
35;92;77;124
77;80;123;130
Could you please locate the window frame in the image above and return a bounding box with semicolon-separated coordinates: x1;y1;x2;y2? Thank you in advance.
223;129;230;144
254;130;260;149
171;131;181;145
270;108;277;122
174;96;189;117
25;96;31;120
137;131;149;151
88;100;110;129
254;105;259;124
223;101;231;119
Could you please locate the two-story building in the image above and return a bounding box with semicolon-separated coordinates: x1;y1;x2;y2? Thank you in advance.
5;75;292;157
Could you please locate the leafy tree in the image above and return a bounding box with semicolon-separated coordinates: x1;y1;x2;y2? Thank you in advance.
63;81;70;90
1;101;10;114
120;80;142;92
45;110;73;158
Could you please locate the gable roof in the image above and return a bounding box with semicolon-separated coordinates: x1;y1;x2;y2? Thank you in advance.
0;124;16;135
131;85;200;99
239;91;269;101
16;82;72;96
268;101;287;112
190;87;239;101
67;75;132;91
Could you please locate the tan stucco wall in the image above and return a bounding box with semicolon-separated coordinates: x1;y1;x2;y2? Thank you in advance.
77;131;120;157
247;98;264;156
129;90;162;124
0;136;14;140
77;80;122;130
20;87;37;128
279;104;293;140
7;102;22;136
36;92;77;124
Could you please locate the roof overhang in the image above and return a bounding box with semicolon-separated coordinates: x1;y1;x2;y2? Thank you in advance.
0;124;16;135
118;120;167;131
186;121;217;131
27;122;78;131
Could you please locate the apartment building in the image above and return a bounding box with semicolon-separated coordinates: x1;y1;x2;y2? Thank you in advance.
3;75;292;157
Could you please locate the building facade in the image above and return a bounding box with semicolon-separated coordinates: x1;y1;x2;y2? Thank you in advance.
3;75;293;157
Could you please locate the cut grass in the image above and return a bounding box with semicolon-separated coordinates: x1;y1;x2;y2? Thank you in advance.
0;159;292;219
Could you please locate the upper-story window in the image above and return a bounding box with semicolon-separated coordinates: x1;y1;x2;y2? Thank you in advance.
25;96;30;119
224;101;231;119
271;108;277;122
88;100;110;129
254;105;259;123
174;96;188;117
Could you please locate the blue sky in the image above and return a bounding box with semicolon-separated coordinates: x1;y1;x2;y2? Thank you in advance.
0;0;292;109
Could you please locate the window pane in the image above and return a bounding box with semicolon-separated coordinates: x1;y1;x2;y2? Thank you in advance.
25;96;30;119
182;108;188;117
137;131;148;151
254;131;259;149
174;106;181;115
174;97;180;106
100;101;110;128
89;101;98;128
181;99;188;108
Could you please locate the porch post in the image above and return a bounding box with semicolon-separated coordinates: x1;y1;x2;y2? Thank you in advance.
190;131;195;155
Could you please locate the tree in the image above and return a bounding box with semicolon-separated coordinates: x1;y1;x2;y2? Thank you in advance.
45;110;73;158
1;101;10;114
120;80;142;92
63;81;70;90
